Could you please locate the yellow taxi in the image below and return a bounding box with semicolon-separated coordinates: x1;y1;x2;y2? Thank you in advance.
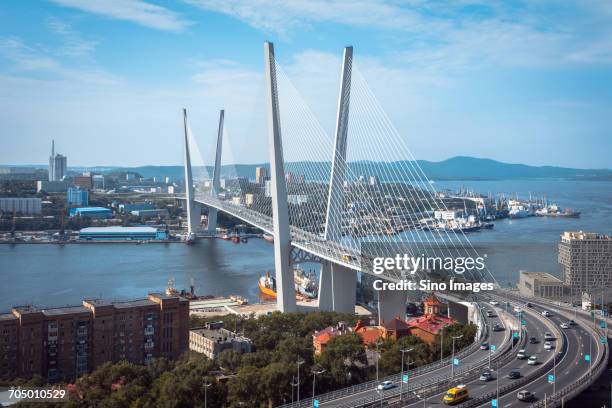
442;384;469;405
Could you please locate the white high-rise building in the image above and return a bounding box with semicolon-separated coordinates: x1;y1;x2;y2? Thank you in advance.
48;140;67;181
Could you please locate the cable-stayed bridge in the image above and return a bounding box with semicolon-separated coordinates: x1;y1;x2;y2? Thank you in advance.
180;41;496;318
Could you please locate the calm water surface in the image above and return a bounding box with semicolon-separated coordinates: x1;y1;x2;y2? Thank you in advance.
1;180;611;310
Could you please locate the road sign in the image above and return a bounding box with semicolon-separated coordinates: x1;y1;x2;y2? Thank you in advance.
600;321;606;329
585;354;591;362
521;320;526;326
491;345;496;351
313;399;319;408
492;399;498;407
402;374;409;383
513;331;519;339
547;374;554;383
453;358;459;366
601;336;607;344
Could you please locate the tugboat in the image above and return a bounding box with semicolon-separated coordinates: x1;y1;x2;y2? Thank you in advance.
263;234;274;243
258;272;277;298
257;268;319;299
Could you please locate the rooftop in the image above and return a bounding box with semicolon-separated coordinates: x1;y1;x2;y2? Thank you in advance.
72;207;111;212
562;231;611;241
80;226;157;233
113;299;157;309
408;314;455;335
520;271;563;284
0;313;17;321
42;305;90;316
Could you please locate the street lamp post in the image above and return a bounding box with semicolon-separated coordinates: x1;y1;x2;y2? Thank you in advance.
440;327;444;363
290;376;298;406
400;347;414;401
451;335;463;379
375;340;383;382
296;358;304;404
203;380;212;408
312;368;326;401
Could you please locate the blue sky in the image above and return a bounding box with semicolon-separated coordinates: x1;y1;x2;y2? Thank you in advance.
0;0;611;168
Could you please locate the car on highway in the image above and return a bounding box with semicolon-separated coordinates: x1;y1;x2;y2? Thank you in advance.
528;355;538;365
507;370;521;379
569;319;577;326
479;370;493;381
442;385;469;405
544;332;555;341
490;300;499;306
544;341;554;350
529;336;538;344
493;324;504;332
377;380;394;391
516;349;527;359
486;310;495;317
517;390;535;401
480;342;489;350
525;302;532;307
541;310;552;317
514;306;522;313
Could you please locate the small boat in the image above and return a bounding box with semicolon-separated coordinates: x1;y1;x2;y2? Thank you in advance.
258;272;277;298
231;235;240;244
186;232;196;245
220;234;231;240
263;234;274;243
230;294;248;305
258;269;319;299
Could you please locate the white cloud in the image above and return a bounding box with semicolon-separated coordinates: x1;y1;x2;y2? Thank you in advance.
50;0;190;32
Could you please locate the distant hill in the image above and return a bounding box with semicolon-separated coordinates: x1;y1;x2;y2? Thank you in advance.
13;156;611;181
105;157;612;182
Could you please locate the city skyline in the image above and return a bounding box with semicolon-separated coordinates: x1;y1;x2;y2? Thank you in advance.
1;1;612;168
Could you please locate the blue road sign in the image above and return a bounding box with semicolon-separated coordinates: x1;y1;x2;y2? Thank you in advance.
491;345;496;351
513;332;519;339
601;336;607;344
547;374;554;383
585;354;591;362
402;374;409;383
492;399;498;407
313;399;319;408
521;320;526;326
600;321;606;328
453;358;459;366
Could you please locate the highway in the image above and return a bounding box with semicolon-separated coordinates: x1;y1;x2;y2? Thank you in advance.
399;297;557;407
279;292;606;408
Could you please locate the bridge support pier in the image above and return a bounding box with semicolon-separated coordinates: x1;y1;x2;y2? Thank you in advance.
318;262;356;314
377;288;407;324
182;108;202;238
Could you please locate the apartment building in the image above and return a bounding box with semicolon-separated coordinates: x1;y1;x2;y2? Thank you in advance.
559;231;612;293
0;293;189;382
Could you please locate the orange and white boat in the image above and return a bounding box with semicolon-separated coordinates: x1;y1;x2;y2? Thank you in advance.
258;272;277;298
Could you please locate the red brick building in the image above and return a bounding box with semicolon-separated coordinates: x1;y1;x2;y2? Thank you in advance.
0;293;189;382
407;293;455;344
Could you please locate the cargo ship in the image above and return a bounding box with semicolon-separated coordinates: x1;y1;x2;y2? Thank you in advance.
258;268;318;299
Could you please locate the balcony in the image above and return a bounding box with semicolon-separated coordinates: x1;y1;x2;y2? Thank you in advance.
144;327;154;336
